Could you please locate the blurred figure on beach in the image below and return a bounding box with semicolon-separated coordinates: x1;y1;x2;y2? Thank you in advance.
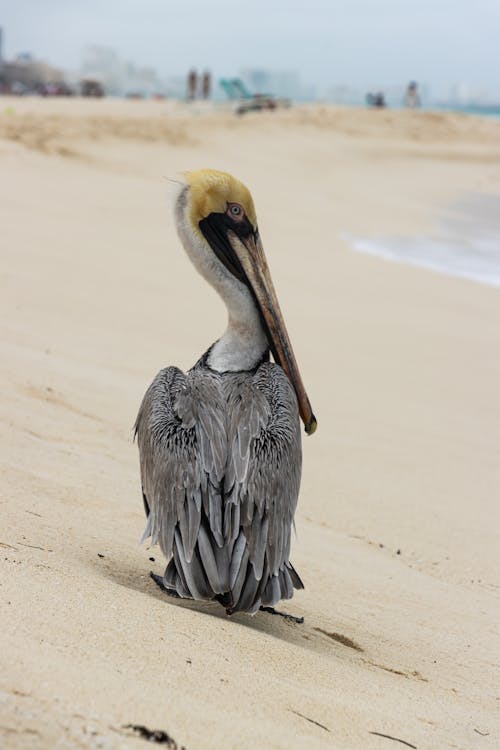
81;79;104;97
187;68;197;100
405;81;421;108
201;70;211;100
366;91;386;108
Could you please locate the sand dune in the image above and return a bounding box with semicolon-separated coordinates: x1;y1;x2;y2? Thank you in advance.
2;97;500;157
1;98;499;749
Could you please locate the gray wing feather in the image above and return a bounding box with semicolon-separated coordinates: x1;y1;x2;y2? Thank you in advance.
135;366;227;566
197;525;223;593
226;364;302;582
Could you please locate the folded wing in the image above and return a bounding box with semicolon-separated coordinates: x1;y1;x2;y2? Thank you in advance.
135;361;303;613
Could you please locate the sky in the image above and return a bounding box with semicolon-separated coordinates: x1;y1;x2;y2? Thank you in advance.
1;0;499;98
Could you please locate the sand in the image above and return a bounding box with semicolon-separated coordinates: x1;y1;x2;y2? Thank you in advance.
1;97;499;750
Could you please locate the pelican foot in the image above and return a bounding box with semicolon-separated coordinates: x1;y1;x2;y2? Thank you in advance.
260;605;304;624
149;571;183;598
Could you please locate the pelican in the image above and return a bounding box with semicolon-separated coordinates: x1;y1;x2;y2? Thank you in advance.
135;169;316;618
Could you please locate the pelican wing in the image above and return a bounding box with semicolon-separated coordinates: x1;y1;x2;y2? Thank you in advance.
224;363;303;611
135;366;228;598
135;362;302;611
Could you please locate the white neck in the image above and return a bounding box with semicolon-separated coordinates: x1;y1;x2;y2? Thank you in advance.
208;293;268;372
175;186;269;372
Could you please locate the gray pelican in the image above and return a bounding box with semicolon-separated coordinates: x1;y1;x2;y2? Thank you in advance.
135;169;316;618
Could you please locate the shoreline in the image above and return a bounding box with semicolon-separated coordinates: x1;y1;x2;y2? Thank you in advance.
345;189;500;289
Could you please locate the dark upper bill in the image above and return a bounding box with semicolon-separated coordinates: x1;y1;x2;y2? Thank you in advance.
198;210;317;435
228;231;317;435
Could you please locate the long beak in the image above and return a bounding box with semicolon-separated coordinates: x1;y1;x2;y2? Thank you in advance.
228;230;317;435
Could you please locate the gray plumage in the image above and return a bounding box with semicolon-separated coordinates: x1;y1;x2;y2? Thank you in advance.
135;354;303;615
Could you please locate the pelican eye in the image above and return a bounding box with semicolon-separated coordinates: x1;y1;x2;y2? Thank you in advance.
222;202;253;239
228;203;243;217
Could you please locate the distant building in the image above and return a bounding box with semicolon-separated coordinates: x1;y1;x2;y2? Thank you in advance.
326;85;364;106
428;82;500;112
163;75;185;99
80;45;165;97
0;26;69;93
0;51;66;94
449;82;492;106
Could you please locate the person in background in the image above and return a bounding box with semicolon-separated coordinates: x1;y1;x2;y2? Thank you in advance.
187;69;197;100
201;70;211;100
405;81;421;108
366;91;387;108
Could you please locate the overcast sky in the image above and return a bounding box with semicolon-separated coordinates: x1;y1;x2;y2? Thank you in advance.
1;0;499;96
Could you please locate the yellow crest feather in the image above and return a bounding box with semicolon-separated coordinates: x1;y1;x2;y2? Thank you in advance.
185;169;257;229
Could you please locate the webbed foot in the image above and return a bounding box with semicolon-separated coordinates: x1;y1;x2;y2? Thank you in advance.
259;605;304;624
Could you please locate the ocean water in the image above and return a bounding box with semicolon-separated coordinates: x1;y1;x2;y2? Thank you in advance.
347;194;500;289
434;104;500;119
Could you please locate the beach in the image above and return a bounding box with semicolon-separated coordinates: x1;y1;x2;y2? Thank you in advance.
1;97;500;750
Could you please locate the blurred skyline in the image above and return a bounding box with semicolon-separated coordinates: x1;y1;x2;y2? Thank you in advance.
1;0;499;100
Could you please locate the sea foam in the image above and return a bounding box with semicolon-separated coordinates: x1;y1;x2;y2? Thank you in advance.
346;193;500;289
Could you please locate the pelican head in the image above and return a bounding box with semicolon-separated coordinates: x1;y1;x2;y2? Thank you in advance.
174;168;317;435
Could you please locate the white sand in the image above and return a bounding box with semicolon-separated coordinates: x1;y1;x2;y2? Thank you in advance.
1;98;500;750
